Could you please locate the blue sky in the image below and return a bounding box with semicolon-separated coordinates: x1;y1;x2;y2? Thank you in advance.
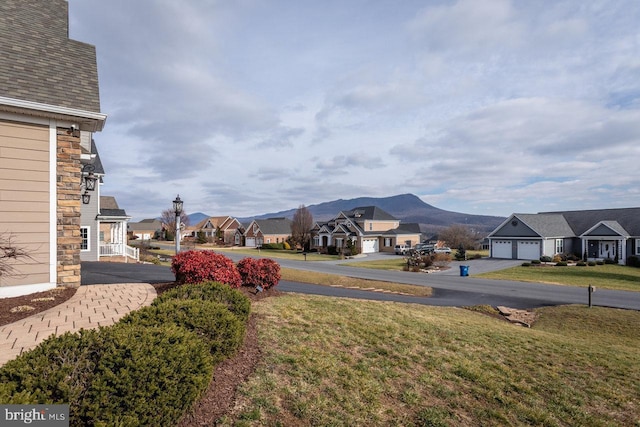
68;0;640;220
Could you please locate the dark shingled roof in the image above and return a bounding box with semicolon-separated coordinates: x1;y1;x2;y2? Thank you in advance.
99;196;128;218
254;218;293;235
0;0;101;112
343;206;398;221
544;207;640;236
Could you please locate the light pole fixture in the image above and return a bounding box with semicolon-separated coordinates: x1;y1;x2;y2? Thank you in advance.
80;164;97;204
173;194;183;254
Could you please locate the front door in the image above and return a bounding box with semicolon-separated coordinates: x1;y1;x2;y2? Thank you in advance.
598;241;617;259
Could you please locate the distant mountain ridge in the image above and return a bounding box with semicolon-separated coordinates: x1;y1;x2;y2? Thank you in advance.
238;193;505;233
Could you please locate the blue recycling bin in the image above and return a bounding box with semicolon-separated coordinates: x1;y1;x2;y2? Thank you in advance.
459;265;469;277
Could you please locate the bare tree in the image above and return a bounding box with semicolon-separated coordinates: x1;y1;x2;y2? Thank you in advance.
291;205;314;250
0;233;33;280
160;209;190;241
438;224;481;250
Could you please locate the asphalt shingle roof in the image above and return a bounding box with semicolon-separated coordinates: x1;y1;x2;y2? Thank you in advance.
0;0;101;112
343;206;397;221
254;218;292;235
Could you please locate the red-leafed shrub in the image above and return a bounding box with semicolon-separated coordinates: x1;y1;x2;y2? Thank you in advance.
171;250;241;287
237;258;281;290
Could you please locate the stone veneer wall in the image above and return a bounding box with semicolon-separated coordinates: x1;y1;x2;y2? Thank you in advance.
56;129;82;288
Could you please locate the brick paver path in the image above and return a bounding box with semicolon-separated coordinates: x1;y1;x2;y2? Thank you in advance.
0;283;156;366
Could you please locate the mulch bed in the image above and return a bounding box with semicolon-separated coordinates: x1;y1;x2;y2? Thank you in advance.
0;287;78;326
0;282;281;425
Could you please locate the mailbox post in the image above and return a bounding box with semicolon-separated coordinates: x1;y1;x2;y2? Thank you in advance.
588;285;596;308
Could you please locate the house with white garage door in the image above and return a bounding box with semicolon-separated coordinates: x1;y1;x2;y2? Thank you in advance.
488;207;640;264
310;206;421;254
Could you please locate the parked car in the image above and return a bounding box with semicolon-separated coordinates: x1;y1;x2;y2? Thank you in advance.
433;247;451;254
394;244;410;255
413;243;435;255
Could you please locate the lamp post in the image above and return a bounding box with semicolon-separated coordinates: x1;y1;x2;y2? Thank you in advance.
173;195;183;254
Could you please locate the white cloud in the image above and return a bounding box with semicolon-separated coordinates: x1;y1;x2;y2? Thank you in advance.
66;0;640;220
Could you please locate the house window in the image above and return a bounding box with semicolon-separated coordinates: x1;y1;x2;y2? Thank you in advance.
555;239;564;254
369;223;372;231
81;227;90;251
336;238;343;248
636;239;640;255
266;238;271;244
313;236;320;247
384;238;391;247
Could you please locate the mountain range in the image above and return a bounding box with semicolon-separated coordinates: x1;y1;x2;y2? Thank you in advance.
223;193;506;234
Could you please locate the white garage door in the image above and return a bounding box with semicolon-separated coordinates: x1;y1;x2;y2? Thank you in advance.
517;241;540;260
492;240;512;259
245;237;256;247
361;238;379;253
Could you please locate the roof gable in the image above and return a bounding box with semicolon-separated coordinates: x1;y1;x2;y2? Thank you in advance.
582;221;629;237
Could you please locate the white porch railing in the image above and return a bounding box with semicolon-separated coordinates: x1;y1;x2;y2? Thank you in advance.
100;243;140;262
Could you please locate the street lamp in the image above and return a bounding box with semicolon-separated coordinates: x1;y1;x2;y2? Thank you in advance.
173;194;183;254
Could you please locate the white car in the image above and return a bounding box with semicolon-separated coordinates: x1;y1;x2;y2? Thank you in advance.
433;247;451;254
394;244;410;255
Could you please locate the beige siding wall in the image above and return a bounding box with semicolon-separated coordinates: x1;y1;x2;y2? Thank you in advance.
263;234;291;244
364;220;400;232
0;120;50;287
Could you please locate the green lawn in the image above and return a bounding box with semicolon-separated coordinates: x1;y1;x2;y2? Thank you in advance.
219;296;640;426
477;264;640;292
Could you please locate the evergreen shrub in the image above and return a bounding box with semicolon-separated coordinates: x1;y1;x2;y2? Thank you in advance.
627;256;640;268
260;243;284;250
121;299;245;362
0;325;213;427
154;281;250;321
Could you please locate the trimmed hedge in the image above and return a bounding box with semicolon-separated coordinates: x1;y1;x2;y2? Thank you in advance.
121;299;245;362
154;281;251;322
79;324;213;426
0;325;213;426
171;250;241;287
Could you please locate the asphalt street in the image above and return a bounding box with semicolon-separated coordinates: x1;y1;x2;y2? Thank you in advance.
82;253;640;310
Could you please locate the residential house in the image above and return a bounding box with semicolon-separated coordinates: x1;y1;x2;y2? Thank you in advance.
243;218;293;247
128;219;163;241
487;207;640;264
78;139;136;262
95;196;137;262
0;0;106;297
311;206;421;254
191;216;242;245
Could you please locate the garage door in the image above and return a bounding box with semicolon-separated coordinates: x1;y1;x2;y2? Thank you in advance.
361;238;379;253
245;237;256;247
517;241;540;260
492;240;512;259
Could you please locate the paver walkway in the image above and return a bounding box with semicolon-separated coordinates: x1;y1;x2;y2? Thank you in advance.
0;283;156;366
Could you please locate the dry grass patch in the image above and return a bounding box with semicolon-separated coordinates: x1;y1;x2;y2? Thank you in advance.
221;296;640;426
280;268;432;297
